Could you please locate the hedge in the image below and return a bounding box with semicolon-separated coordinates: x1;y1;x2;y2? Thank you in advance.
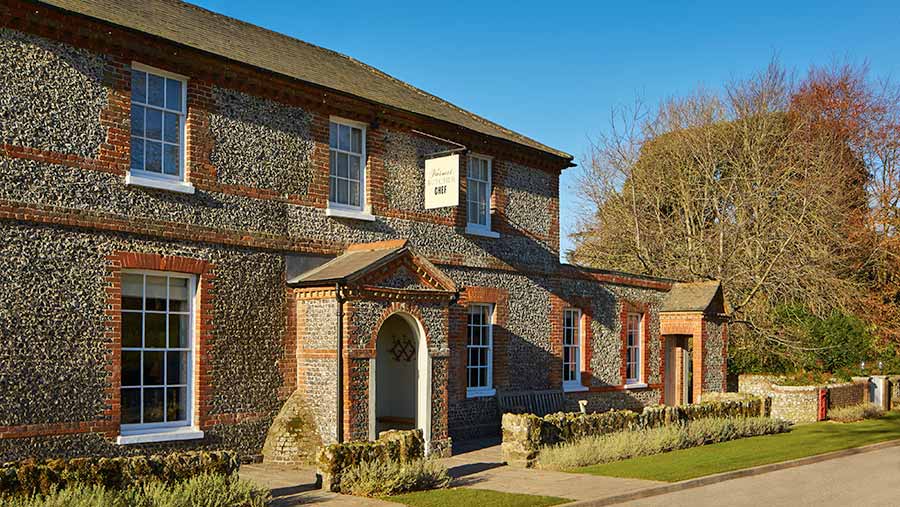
0;450;239;497
316;429;424;492
502;396;770;467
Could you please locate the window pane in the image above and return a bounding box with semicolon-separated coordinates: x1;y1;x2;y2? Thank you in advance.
349;181;359;207
146;276;167;311
168;314;189;348
122;313;142;348
329;151;337;176
468;201;479;224
130;137;144;171
166;351;187;384
169;278;189;311
145;313;166;348
163;144;180;176
163;112;179;143
339;124;351;151
329;122;338;148
468;368;478;388
143;351;164;385
468;348;477;367
337;153;349;178
349;155;360;180
479;348;488;367
122;351;141;386
146;108;162;140
337;178;348;204
131;70;147;104
167;387;187;422
145;141;162;173
122;274;143;310
165;78;182;111
122;389;142;424
143;388;165;423
479;367;487;387
329;176;337;202
131;105;144;136
147;73;165;107
350;127;361;153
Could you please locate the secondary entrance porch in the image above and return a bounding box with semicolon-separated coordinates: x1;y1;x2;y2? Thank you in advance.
659;281;729;405
288;240;457;456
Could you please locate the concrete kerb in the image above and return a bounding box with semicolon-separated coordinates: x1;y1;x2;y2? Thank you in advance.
562;438;900;507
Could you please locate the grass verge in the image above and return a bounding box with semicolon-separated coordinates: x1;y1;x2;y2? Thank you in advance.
576;411;900;482
388;488;570;507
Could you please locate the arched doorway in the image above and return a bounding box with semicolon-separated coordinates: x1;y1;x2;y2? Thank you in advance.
372;313;431;445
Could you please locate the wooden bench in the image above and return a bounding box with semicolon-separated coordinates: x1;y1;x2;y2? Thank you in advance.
497;389;566;416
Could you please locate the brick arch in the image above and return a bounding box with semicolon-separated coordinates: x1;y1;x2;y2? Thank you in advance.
366;302;435;354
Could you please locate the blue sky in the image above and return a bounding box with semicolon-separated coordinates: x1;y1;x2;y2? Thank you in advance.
194;1;900;259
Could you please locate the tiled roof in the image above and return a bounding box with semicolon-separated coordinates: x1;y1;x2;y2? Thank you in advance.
39;0;573;162
661;280;724;313
288;245;404;286
287;239;456;292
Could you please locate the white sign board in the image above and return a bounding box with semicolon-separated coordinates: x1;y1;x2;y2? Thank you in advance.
424;154;460;209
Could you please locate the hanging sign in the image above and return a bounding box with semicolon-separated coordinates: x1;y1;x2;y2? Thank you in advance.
424;154;459;209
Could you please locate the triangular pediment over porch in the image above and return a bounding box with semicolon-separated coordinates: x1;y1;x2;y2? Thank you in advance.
286;239;456;293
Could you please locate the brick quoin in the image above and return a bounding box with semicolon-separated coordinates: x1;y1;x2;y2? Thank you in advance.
104;252;219;437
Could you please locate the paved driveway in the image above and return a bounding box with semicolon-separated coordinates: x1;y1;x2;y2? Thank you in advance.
621;445;900;506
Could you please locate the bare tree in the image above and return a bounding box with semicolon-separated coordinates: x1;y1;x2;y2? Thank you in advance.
570;62;871;367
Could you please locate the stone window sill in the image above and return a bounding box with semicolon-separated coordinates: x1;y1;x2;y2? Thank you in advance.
563;383;590;393
465;225;500;239
466;387;496;399
624;382;649;390
325;206;376;221
116;428;204;445
126;173;196;194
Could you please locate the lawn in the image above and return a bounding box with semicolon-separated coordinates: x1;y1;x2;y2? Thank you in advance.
576;411;900;482
388;488;570;507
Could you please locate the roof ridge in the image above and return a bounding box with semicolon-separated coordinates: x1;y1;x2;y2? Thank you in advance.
158;0;568;159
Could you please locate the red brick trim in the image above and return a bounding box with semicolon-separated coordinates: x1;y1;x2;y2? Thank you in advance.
279;288;298;400
0;198;671;296
358;302;439;356
104;251;216;437
620;301;650;386
587;384;663;393
559;265;674;291
549;295;594;389
0;420;116;439
450;287;509;400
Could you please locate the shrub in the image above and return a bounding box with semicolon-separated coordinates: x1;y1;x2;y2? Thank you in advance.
316;429;425;492
2;473;268;507
828;403;884;423
0;451;239;497
339;458;450;497
537;417;791;470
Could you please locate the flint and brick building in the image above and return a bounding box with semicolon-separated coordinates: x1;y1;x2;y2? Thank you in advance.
0;0;729;462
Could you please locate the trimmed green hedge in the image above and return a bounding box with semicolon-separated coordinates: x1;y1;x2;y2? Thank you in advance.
0;450;239;497
317;429;424;492
502;397;771;467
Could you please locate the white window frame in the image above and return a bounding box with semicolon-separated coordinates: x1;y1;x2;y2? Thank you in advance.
563;308;587;392
326;116;374;221
127;62;194;194
465;154;499;238
625;312;644;386
466;303;495;398
117;269;203;444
